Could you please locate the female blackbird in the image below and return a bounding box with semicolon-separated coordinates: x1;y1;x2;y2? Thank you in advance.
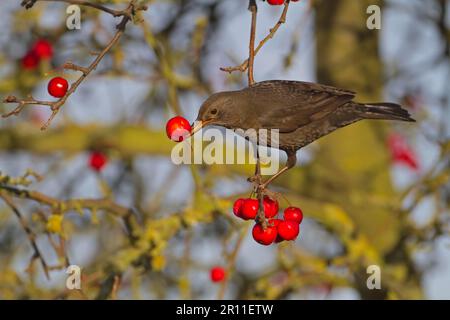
191;80;415;187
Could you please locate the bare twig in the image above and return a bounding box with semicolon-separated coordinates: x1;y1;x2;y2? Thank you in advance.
221;0;290;74
247;0;258;85
110;275;122;300
217;226;248;300
47;232;71;268
63;61;89;75
4;0;147;130
2;95;54;117
21;0;147;18
0;191;50;280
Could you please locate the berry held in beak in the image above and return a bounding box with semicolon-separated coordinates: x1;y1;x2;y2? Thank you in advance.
166;116;191;142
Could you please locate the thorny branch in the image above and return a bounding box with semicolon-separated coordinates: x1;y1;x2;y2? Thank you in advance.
3;0;147;130
221;0;290;74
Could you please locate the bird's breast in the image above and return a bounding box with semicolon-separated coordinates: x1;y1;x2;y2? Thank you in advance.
232;127;278;148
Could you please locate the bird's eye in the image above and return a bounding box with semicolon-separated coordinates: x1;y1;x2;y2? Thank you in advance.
210;108;218;115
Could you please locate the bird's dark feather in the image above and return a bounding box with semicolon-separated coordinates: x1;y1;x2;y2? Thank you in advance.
242;80;355;132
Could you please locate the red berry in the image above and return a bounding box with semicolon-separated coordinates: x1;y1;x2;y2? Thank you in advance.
48;77;69;98
284;207;303;224
270;219;284;243
89;151;108;172
241;198;259;220
270;219;282;227
166;116;191;142
263;196;279;218
267;0;285;5
32;39;53;59
387;134;419;171
252;223;278;245
210;266;226;283
233;198;245;218
21;51;39;70
277;220;300;241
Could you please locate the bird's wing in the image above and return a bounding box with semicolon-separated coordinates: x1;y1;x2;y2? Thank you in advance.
245;80;355;132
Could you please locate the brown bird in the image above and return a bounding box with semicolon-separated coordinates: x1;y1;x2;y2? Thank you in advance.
191;80;415;188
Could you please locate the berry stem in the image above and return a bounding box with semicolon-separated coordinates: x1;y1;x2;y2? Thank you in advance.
252;146;268;229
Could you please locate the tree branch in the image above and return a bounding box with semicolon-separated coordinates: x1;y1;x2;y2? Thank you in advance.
4;0;147;130
0;184;133;218
0;191;51;280
217;226;248;299
221;0;290;74
247;0;258;85
21;0;147;18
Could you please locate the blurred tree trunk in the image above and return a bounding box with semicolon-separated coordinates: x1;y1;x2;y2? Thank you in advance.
311;0;422;299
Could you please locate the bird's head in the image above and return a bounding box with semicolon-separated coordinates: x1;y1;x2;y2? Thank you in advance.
191;91;238;136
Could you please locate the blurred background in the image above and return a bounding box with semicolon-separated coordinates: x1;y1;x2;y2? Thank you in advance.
0;0;449;299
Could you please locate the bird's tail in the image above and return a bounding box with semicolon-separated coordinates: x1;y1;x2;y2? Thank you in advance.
354;102;416;122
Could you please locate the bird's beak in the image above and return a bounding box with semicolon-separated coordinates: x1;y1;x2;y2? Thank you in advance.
190;119;213;137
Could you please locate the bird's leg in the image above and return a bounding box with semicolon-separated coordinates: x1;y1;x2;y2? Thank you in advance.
260;152;297;190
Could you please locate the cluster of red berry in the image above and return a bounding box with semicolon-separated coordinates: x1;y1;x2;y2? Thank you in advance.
233;197;303;245
267;0;301;6
22;39;106;172
21;39;70;100
21;39;53;70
